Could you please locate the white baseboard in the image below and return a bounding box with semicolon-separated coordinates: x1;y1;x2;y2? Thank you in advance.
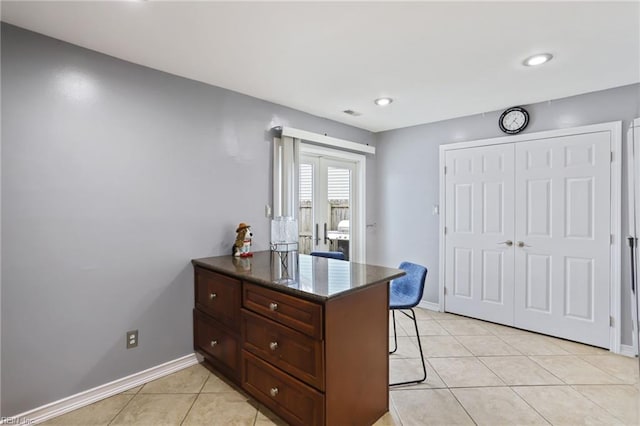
2;353;200;425
418;300;441;312
620;344;639;358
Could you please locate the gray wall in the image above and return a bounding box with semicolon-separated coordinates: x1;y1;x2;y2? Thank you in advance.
369;83;640;345
0;23;375;416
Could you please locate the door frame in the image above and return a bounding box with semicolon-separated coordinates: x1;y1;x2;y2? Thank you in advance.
438;121;622;352
272;127;372;264
300;143;367;263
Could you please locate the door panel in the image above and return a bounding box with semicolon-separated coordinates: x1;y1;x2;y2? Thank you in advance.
513;132;610;347
481;249;504;303
445;144;515;324
527;179;552;236
525;253;551;312
299;154;354;260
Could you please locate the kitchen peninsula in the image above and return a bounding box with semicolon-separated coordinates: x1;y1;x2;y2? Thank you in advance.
192;251;404;426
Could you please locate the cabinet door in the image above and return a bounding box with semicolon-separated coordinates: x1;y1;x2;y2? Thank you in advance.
195;267;241;332
194;310;240;379
444;144;516;324
513;132;611;347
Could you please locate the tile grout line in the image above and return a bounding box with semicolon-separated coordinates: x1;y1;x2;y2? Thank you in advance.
178;394;199;426
179;372;224;426
507;385;554;425
525;355;618;385
388;396;404;426
569;384;637;424
106;392;138;426
447;388;479;426
577;353;638;382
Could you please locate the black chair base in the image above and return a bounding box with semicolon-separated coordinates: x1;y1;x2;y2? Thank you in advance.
389;308;427;386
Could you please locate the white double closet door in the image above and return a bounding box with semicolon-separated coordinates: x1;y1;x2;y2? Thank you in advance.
444;131;611;347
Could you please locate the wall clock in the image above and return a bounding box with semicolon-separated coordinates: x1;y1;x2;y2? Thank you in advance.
499;106;529;134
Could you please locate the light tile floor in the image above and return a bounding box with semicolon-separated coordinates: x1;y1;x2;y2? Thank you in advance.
42;309;639;425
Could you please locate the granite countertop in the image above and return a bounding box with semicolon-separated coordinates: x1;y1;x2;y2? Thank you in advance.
192;251;405;302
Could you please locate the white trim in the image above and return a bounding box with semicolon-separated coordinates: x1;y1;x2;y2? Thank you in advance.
438;147;446;312
437;121;621;151
2;353;200;425
620;344;638;358
610;121;623;354
418;300;441;312
281;127;375;155
438;121;623;353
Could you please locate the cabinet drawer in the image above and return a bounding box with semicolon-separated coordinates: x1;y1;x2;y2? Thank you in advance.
242;351;324;426
243;283;323;339
195;267;241;331
242;309;324;391
194;310;239;375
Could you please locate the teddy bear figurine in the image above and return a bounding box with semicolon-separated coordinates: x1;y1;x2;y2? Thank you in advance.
232;222;253;257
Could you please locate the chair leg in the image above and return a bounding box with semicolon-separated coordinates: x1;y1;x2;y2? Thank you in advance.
390;308;427;387
389;310;398;354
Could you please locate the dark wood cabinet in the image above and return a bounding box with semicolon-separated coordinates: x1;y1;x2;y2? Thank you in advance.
193;267;241;382
243;282;323;339
192;252;403;426
195;268;241;331
243;351;324;426
193;309;240;379
242;308;324;391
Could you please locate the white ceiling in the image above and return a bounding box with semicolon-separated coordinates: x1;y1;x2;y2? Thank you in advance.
2;1;639;132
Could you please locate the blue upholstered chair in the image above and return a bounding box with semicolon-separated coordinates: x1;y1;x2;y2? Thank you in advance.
310;251;346;260
389;261;428;386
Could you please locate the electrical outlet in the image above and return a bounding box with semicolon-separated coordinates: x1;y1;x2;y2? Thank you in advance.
126;330;138;349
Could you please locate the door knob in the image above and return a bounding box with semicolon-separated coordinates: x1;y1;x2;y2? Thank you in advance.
210;340;218;347
269;341;279;351
498;240;513;246
269;387;279;397
517;241;525;248
269;302;278;311
209;293;217;300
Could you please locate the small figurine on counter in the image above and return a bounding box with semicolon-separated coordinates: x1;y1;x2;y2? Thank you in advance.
233;222;253;257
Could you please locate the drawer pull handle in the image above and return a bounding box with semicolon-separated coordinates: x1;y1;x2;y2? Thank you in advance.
269;387;279;397
269;302;278;311
269;341;278;351
210;340;218;347
209;293;217;300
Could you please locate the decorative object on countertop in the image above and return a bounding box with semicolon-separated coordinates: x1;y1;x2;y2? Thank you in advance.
270;216;299;281
270;216;298;254
233;222;253;257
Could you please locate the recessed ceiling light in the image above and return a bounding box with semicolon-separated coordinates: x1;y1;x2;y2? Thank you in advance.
523;53;553;67
374;97;393;106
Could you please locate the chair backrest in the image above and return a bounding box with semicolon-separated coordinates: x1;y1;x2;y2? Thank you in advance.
390;261;428;308
310;251;346;260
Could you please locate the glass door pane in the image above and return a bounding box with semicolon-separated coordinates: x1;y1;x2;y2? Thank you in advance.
299;154;354;258
326;165;352;260
298;160;315;254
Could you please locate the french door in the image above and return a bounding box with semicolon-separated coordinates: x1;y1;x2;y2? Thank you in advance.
299;151;355;260
513;133;610;347
444;130;612;347
444;144;515;325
